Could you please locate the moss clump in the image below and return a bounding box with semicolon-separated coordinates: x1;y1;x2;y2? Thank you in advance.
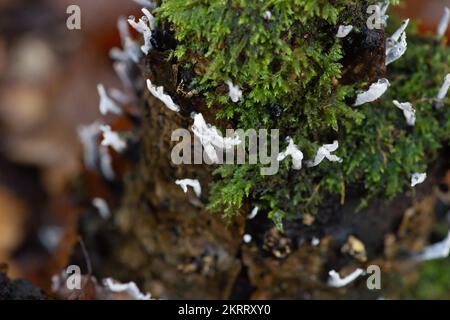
156;1;450;229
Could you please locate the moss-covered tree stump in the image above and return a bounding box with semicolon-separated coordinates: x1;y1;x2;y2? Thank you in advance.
80;0;450;299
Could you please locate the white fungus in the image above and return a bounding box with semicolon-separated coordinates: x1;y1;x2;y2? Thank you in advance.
109;88;132;104
128;15;147;34
100;125;127;153
393;100;415;126
77;122;101;170
146;79;180;112
436;74;450;108
175;179;202;197
142;8;155;31
38;226;63;253
437;7;450;39
109;47;128;62
414;230;450;261
386;19;409;66
411;172;427;187
336;25;353;38
226;80;243;103
247;206;259;220
51;273;64;292
263;11;272;20
311;237;320;246
386;19;409;63
92;197;111;219
327;268;364;288
386;32;407;66
133;0;158;9
191;113;241;164
390;19;409;43
353;78;390;106
379;0;390;26
111;17;142;63
117;16;130;46
243;234;252;243
97;84;123;115
277;137;304;170
124;37;142;63
113;62;133;88
306;141;342;167
127;9;154;55
99;145;115;181
103;278;151;300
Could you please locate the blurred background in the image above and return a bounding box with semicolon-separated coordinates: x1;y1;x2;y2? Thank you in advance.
0;0;449;298
0;0;141;288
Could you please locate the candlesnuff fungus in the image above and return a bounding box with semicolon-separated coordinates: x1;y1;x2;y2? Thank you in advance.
92;197;111;219
327;268;364;288
175;179;202;198
109;47;129;63
379;0;390;26
103;278;151;300
386;19;409;66
38;226;63;253
191;113;241;164
100;125;127;153
353;79;390;106
127;14;147;34
437;7;450;39
311;237;320;246
414;230;450;261
247;206;259;220
411;173;427;187
127;14;150;36
97;84;123;116
277;137;303;170
393;100;415;126
263;11;271;21
113;62;133;89
386;32;407;66
109;88;131;104
99;145;115;181
336;25;353;38
390;19;409;44
142;8;155;29
306;141;342;168
123;37;142;63
436;74;450;108
243;234;252;243
146;79;180;112
226;80;243;103
111;17;138;63
77;121;101;170
128;8;155;55
133;0;157;10
117;15;130;44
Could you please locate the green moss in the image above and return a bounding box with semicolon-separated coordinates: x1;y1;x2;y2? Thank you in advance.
157;1;450;229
